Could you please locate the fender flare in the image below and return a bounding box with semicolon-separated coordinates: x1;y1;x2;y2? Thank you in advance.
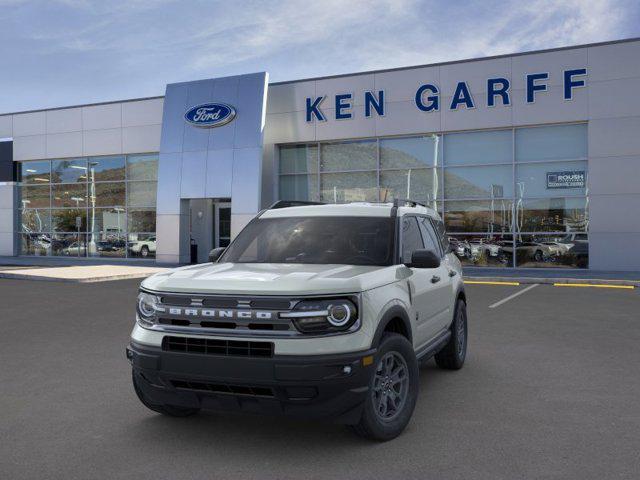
371;305;413;347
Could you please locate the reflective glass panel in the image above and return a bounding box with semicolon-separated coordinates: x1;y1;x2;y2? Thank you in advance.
20;209;51;233
320;172;378;202
516;161;587;198
51;158;87;183
516;124;587;162
19;185;50;208
279;174;319;202
379;169;439;205
514;234;588;268
516;197;588;232
52;183;87;207
128;209;156;232
380;135;441;169
51;209;87;232
127;154;158;181
91;156;125;181
444;165;513;199
19;160;50;184
127;181;156;207
448;234;513;268
87;234;126;258
279;145;317;174
94;182;125;207
320;140;377;172
444;129;512;165
128;233;156;258
20;233;52;256
50;233;86;257
89;207;126;235
444;200;514;233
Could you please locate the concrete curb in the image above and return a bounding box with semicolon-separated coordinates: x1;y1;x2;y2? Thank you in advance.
0;272;157;283
464;276;640;287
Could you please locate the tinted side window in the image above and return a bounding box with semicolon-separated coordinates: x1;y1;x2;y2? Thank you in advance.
418;217;441;256
401;216;424;263
432;219;449;253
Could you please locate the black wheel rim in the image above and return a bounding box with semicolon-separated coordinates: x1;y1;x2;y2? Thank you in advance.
373;352;409;422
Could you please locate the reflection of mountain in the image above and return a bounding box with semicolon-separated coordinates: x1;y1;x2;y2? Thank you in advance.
322;143;377;170
444;170;505;198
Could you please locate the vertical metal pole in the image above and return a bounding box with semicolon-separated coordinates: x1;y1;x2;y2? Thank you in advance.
512;128;516;268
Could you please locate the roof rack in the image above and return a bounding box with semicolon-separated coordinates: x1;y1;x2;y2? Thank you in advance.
268;200;325;210
392;198;428;209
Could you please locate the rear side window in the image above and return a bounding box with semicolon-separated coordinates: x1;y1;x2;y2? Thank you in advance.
432;219;449;253
401;217;424;264
418;217;441;256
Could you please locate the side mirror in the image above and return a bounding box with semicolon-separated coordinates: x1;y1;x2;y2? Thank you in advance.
208;247;226;263
405;249;441;269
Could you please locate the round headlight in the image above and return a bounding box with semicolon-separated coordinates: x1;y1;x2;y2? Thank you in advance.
137;292;158;323
327;303;353;327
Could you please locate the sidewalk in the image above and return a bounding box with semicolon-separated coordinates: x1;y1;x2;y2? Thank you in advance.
0;265;170;283
464;267;640;287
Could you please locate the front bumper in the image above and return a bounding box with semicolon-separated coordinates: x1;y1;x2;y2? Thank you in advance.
127;341;376;424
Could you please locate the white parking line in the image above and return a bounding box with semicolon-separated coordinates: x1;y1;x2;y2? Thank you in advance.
488;283;539;309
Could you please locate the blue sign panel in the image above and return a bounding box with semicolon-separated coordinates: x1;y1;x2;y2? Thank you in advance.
184;103;236;128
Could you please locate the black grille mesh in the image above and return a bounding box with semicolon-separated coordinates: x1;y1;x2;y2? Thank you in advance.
170;380;274;397
162;336;273;357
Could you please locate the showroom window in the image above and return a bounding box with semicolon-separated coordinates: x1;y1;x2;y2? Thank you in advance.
17;153;158;259
278;123;588;268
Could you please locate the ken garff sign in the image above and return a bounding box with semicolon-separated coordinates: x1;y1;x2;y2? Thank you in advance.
547;170;586;189
184;102;236;128
305;69;587;122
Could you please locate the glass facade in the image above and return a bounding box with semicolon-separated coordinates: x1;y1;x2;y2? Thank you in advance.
17;154;158;258
278;123;588;268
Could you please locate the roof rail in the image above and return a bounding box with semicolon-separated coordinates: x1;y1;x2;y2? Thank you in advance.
392;198;428;209
268;200;325;210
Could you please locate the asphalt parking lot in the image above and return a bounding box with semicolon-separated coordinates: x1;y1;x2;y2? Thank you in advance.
1;278;639;480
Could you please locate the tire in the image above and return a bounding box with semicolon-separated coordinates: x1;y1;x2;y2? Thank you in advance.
349;333;419;441
534;250;543;262
435;299;468;370
140;246;149;258
132;371;200;417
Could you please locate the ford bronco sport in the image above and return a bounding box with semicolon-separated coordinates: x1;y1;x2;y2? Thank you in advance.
127;199;467;441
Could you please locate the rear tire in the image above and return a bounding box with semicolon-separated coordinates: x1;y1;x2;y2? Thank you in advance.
141;246;149;258
435;299;468;370
132;371;200;417
349;333;419;441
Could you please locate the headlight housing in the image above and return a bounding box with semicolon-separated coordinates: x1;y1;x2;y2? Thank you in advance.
136;291;161;327
282;297;359;334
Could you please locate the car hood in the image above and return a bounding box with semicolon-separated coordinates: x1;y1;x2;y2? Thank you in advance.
141;262;402;295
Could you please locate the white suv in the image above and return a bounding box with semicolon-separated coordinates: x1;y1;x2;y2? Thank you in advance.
127;200;467;441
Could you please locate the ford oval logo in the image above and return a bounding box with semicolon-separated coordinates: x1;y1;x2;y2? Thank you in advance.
184;103;236;128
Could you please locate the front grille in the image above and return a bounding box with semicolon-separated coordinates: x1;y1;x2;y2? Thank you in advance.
162;336;274;358
170;379;275;397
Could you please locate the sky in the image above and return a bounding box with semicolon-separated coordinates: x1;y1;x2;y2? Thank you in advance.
1;0;639;113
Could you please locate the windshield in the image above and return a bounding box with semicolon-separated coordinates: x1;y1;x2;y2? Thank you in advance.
220;216;395;266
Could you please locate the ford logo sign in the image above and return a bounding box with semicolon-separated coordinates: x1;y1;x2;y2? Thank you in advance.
184;103;236;128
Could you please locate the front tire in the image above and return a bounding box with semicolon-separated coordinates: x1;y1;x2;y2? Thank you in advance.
132;371;200;417
350;333;419;441
140;246;149;258
435;299;468;370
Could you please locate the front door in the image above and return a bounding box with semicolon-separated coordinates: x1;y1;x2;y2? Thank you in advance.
215;202;231;248
400;216;450;348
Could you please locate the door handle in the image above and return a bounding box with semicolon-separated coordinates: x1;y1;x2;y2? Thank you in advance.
431;275;441;283
448;270;457;277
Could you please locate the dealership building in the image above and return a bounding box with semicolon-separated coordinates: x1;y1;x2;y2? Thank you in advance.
0;37;639;270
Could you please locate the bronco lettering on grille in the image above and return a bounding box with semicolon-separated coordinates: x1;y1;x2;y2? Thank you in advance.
161;307;274;320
